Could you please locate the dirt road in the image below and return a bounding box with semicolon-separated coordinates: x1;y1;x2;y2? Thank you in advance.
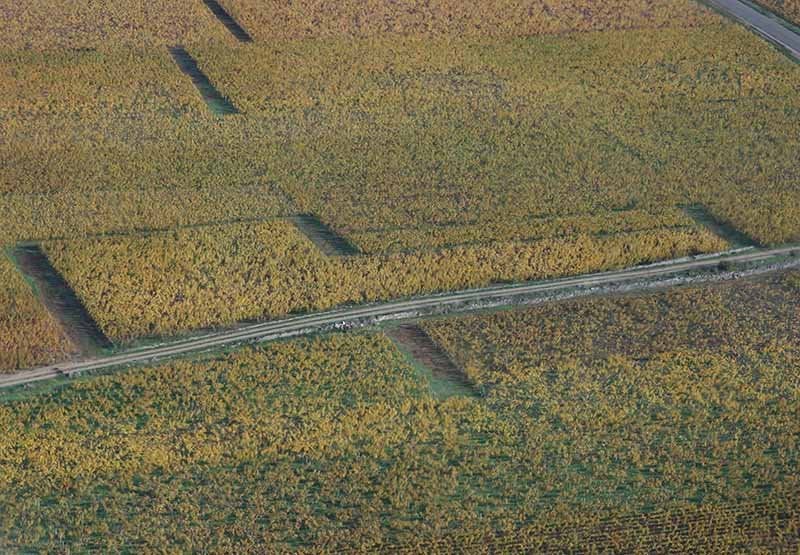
1;245;797;390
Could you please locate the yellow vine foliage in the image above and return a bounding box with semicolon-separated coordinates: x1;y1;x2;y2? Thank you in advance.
0;13;798;373
42;220;726;343
217;0;719;41
0;188;292;246
389;498;800;553
423;270;800;386
0;0;234;51
0;257;74;372
1;24;798;247
191;25;800;246
0;1;796;549
0;278;798;550
349;208;695;254
0;48;204;119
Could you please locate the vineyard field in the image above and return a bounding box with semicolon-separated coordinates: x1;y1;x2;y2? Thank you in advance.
1;23;797;249
190;24;800;247
348;208;697;254
754;0;800;25
2;0;800;550
423;270;800;386
1;275;798;550
0;256;74;372
0;0;234;50
393;498;799;552
0;48;205;120
215;0;718;41
41;220;725;343
0;117;293;196
0;187;293;247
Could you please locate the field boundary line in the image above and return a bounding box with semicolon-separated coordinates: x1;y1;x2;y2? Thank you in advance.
290;214;361;256
387;324;479;398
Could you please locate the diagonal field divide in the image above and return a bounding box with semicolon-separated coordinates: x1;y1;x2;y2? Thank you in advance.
0;244;798;390
702;0;800;60
683;205;760;248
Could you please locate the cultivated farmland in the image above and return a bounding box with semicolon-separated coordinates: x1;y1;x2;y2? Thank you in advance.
0;0;235;50
424;270;800;387
0;48;205;120
6;22;797;254
1;273;798;551
215;0;719;40
41;220;724;343
1;0;799;549
189;24;800;247
1;20;798;355
0;256;74;372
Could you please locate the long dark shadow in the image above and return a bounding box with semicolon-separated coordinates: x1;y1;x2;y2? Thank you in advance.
388;324;480;399
201;0;253;42
11;245;112;355
684;205;761;248
169;46;239;115
291;215;361;257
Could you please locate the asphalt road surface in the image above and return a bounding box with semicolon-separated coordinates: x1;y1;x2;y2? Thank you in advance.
1;245;797;390
706;0;800;59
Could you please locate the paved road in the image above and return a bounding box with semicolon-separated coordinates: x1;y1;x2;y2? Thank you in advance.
705;0;800;59
1;245;797;390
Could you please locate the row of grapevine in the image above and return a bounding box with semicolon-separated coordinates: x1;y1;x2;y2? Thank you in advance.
0;47;205;119
424;270;800;387
0;0;720;52
385;497;799;553
193;24;790;119
0;187;292;247
348;208;696;254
